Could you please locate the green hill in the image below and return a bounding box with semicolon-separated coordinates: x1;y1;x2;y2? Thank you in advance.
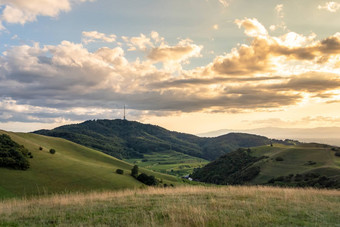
0;130;178;199
34;119;273;176
34;119;272;161
191;143;340;188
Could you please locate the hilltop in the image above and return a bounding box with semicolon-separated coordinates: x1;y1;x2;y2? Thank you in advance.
199;127;340;146
34;119;273;176
0;130;178;199
34;119;272;161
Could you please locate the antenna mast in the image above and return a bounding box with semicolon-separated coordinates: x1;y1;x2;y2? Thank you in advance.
123;105;126;120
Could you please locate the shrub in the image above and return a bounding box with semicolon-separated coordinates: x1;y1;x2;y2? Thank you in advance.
116;169;124;174
275;176;285;182
275;157;284;161
268;178;275;184
335;151;340;157
39;147;43;151
49;149;56;154
131;165;139;178
305;161;316;165
137;173;159;186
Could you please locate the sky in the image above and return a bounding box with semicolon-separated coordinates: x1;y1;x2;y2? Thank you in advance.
1;0;340;134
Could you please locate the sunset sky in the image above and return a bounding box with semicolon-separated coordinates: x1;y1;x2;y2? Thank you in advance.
1;0;340;134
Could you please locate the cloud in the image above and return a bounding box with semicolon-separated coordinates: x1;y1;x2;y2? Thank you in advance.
318;1;340;12
235;18;268;37
0;0;93;28
270;4;287;31
266;72;340;93
1;22;340;124
218;0;229;7
209;19;340;76
148;39;202;64
275;4;284;18
122;33;154;51
121;32;202;71
0;37;299;120
210;37;273;75
82;31;116;44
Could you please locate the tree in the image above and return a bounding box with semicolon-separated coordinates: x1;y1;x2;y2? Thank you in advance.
275;157;284;161
131;165;138;178
0;134;30;170
116;169;124;174
49;149;56;154
136;173;158;186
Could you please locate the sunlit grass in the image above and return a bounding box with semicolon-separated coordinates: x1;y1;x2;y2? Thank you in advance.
1;186;339;226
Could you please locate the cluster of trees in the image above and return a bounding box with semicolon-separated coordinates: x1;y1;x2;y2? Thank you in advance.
191;148;265;185
0;134;30;170
267;172;340;189
332;147;340;157
130;165;159;186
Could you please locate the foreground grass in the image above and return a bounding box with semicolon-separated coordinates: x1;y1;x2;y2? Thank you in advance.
0;186;339;226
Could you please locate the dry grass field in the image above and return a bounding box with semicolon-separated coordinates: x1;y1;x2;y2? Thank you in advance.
1;186;339;226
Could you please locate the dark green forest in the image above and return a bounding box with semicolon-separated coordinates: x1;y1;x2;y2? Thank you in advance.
191;148;265;185
0;134;30;170
34;119;272;160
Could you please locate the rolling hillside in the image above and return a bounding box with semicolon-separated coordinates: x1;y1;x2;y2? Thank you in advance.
0;130;178;199
33;119;273;176
192;143;340;188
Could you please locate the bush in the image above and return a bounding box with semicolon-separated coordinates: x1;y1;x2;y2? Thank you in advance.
49;149;56;154
136;173;159;186
275;157;284;161
268;178;275;184
116;169;124;174
39;147;43;151
335;151;340;157
305;161;316;165
131;165;138;178
275;176;285;182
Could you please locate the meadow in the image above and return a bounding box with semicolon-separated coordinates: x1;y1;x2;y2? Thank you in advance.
250;143;340;184
125;150;208;177
0;186;339;226
0;130;178;199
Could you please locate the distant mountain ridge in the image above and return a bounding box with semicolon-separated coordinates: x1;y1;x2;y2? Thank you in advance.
34;119;273;161
198;127;340;146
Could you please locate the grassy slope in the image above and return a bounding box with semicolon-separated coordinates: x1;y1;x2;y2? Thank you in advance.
125;150;208;176
34;119;272;161
251;143;340;184
0;186;339;226
0;130;178;199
